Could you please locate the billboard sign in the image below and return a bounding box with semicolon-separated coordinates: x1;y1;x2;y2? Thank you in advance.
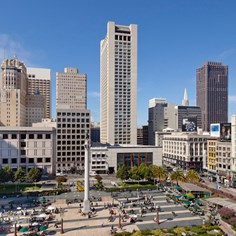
182;116;197;132
210;123;220;137
220;123;231;141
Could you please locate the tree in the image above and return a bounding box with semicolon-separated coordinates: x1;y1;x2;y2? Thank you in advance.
94;175;104;190
170;169;185;185
14;167;26;182
0;168;7;183
218;207;235;220
27;167;42;182
3;166;14;182
150;165;168;183
94;174;103;184
138;163;153;181
129;166;141;180
186;170;200;183
56;176;67;189
116;165;129;181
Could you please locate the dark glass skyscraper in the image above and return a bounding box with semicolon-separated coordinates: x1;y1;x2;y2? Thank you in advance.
196;62;228;131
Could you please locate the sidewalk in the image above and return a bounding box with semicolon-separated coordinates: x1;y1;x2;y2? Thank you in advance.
219;219;236;236
201;178;236;197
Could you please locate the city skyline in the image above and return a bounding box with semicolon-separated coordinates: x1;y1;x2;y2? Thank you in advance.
0;1;236;126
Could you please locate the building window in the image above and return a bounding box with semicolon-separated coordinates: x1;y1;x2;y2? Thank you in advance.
3;159;8;164
21;150;26;155
3;134;8;139
46;134;51;139
21;158;26;163
11;134;17;139
37;134;43;139
29;158;34;163
21;134;26;139
45;158;51;163
29;134;34;139
21;142;26;148
37;158;43;163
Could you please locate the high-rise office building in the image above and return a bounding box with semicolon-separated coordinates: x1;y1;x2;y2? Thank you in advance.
137;128;143;145
56;68;90;173
231;115;236;187
27;68;51;119
176;89;201;132
100;21;137;145
148;98;176;145
142;125;149;145
26;93;45;126
0;57;28;127
196;62;228;131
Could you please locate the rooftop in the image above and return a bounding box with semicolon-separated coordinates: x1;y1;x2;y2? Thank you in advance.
179;182;211;193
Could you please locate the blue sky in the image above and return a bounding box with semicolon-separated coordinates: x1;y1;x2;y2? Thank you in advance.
0;0;236;126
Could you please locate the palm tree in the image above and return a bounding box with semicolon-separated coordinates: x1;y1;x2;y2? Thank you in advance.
186;170;200;183
150;165;168;183
170;169;185;186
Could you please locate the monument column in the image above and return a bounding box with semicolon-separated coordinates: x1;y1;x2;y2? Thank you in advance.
83;133;90;213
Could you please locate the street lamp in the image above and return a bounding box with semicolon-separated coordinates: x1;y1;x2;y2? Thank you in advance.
118;214;121;229
60;211;64;234
13;214;18;236
155;205;159;224
14;222;17;236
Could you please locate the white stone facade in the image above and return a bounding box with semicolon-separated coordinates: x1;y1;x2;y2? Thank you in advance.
162;132;208;172
231;115;236;187
100;22;137;145
90;145;162;174
0;126;56;174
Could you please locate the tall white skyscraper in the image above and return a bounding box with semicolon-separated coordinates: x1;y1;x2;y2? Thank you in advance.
100;21;137;145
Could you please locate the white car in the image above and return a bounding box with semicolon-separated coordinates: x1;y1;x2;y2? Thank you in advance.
89;171;97;176
56;172;66;177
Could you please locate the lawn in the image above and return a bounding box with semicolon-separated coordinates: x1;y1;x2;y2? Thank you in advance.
0;184;41;194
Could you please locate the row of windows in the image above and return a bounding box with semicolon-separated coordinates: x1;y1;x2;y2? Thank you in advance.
57;152;85;156
115;35;131;41
92;161;106;164
57;123;89;127
57;140;82;145
57;135;86;139
92;154;106;158
57;157;84;162
57;112;89;117
57;146;84;151
57;129;88;134
2;157;51;164
57;163;84;167
217;164;230;169
2;134;51;140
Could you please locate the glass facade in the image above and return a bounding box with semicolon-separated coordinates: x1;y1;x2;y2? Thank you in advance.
117;152;153;169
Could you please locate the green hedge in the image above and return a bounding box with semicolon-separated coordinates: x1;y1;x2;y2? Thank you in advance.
104;185;157;192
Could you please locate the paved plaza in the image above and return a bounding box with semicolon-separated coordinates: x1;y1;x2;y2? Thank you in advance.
3;189;203;236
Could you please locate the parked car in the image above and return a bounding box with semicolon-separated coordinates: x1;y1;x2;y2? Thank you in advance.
89;171;97;176
56;172;67;177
